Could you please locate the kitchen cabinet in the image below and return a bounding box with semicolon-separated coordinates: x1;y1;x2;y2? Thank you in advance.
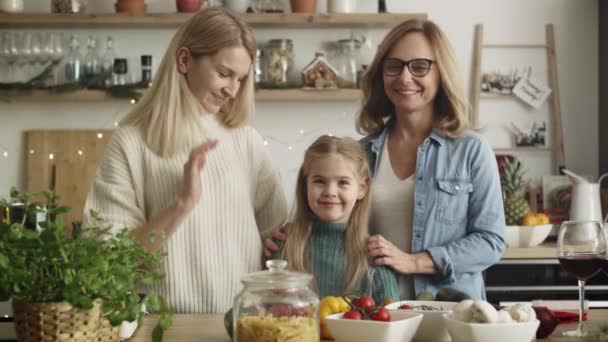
0;12;427;102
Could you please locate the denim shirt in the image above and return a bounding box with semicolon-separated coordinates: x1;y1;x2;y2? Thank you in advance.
361;124;506;300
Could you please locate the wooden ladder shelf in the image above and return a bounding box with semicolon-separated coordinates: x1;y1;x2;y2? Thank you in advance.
470;23;566;173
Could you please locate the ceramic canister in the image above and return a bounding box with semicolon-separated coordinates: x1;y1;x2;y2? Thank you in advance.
328;0;355;13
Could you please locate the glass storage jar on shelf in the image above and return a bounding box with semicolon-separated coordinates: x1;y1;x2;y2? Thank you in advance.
233;260;319;342
51;0;87;13
252;0;285;13
262;39;294;88
332;37;362;88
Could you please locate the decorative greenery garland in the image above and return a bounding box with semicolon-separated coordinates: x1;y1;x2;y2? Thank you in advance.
0;63;145;103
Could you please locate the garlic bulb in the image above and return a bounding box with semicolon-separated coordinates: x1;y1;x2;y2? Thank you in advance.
451;299;474;322
506;304;537;322
470;300;498;323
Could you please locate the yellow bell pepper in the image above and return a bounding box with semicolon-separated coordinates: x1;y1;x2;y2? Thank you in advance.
319;296;350;340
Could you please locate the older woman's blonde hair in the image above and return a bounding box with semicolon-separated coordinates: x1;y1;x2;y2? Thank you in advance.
282;135;372;294
356;19;468;137
121;8;256;157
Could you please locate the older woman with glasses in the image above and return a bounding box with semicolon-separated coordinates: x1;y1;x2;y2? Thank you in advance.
358;19;505;300
264;19;504;301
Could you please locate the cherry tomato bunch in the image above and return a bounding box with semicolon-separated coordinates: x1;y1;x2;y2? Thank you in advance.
342;294;391;322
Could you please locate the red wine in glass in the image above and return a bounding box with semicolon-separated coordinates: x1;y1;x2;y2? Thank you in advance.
558;255;601;281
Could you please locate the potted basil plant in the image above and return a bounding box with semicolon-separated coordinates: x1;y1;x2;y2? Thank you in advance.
0;188;172;342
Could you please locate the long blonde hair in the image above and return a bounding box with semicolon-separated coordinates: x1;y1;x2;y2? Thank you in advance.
121;8;256;157
282;135;371;294
356;19;468;137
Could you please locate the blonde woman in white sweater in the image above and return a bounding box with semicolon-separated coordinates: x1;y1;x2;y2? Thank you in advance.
84;8;287;313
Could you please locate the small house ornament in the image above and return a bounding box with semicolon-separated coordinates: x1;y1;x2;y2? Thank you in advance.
301;51;338;89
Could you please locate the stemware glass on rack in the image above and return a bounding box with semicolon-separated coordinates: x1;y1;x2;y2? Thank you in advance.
0;33;19;83
557;220;607;337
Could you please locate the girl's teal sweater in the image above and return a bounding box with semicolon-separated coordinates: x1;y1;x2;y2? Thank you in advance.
271;221;400;304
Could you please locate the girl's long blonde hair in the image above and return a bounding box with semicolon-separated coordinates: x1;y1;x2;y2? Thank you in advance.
356;19;468;137
282;135;371;294
120;8;256;157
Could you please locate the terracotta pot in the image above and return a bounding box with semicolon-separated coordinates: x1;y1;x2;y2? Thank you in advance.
115;0;146;14
290;0;317;13
176;0;204;12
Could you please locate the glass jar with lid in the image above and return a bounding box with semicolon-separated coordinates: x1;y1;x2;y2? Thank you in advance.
333;38;362;88
51;0;87;13
262;39;294;88
233;260;319;341
252;0;285;13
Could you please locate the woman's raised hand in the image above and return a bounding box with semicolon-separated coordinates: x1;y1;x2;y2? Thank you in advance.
181;139;219;211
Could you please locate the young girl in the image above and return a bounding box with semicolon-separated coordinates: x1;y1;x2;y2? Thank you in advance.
271;135;399;304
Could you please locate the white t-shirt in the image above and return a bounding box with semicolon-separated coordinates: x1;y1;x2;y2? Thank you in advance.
370;141;415;299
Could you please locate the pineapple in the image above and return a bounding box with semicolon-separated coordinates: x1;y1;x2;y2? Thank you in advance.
500;158;531;225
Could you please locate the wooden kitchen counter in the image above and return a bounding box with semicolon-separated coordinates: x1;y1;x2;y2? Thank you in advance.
130;310;608;341
502;241;557;259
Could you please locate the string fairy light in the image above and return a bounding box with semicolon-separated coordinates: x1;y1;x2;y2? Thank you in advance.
260;112;354;152
0;143;8;158
3;112;355;161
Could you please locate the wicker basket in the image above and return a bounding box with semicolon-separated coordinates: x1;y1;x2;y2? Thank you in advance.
12;300;119;342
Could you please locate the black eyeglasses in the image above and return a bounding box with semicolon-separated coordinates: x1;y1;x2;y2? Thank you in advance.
381;58;434;77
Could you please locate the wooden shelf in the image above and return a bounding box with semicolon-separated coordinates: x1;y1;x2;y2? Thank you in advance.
1;88;362;102
255;88;360;101
502;241;557;259
0;12;427;28
482;44;548;49
493;147;552;153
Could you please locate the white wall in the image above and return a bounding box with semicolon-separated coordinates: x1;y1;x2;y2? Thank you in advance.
0;0;598;204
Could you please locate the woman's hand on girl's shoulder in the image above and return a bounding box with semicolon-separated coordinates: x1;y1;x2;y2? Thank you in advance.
180;139;219;211
367;234;415;274
263;225;287;259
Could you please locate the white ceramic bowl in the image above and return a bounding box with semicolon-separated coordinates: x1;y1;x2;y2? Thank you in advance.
325;310;423;342
384;300;456;342
505;224;553;247
443;313;540;342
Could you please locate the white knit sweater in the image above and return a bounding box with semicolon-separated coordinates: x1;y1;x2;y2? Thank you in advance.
83;114;287;313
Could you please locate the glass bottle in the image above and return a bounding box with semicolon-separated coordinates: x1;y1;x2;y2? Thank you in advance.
262;39;294;87
83;35;101;81
233;260;319;341
140;55;152;86
100;36;116;87
64;35;82;82
112;58;128;86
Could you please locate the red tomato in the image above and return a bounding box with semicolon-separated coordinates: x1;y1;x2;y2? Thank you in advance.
370;307;391;322
399;304;413;310
352;295;375;313
343;310;363;320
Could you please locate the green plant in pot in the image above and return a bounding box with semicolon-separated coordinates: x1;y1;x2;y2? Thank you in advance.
0;188;173;342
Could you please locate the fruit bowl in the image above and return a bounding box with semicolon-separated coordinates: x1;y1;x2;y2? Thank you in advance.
443;313;540;342
384;300;456;342
325;310;423;342
505;224;553;247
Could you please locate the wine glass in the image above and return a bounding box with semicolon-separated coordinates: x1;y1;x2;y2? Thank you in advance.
557;220;607;337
